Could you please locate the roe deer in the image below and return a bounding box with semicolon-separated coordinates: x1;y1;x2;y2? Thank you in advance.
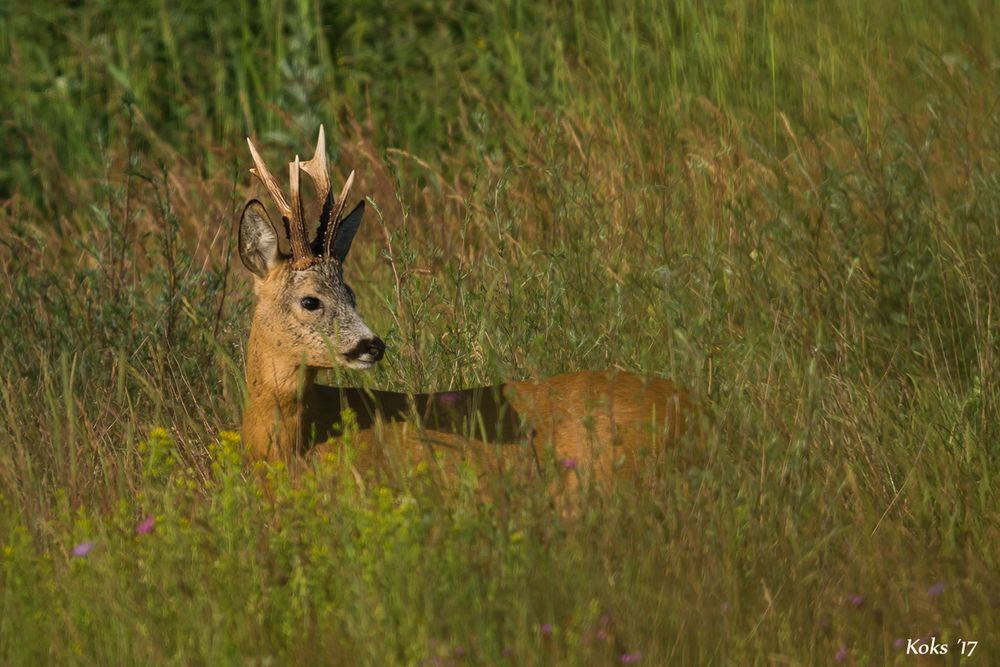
239;126;691;488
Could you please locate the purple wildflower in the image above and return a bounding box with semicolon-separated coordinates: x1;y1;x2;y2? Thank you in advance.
596;613;612;640
620;652;643;664
437;392;460;406
893;638;906;649
560;458;578;470
541;623;553;635
834;645;849;663
72;541;95;557
136;515;155;535
928;581;946;597
847;595;864;607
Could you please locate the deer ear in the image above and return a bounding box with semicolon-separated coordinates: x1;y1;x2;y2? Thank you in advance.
331;200;365;263
239;200;281;277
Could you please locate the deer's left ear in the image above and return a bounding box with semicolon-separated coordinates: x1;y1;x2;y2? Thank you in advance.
331;200;365;263
239;200;281;277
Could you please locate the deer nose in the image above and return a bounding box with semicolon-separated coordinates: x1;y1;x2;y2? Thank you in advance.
366;337;385;361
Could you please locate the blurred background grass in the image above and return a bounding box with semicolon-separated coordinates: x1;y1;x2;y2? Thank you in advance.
1;0;998;664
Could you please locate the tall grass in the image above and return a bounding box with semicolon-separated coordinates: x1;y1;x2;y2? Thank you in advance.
1;0;998;664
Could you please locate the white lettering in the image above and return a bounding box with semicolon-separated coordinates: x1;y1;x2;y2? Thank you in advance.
906;637;950;656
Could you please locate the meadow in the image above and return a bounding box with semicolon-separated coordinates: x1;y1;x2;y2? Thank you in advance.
1;0;998;664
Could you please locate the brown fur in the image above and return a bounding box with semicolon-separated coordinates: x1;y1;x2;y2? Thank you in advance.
243;307;692;488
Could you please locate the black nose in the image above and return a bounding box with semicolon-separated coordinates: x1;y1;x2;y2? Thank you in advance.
345;337;385;363
367;337;385;361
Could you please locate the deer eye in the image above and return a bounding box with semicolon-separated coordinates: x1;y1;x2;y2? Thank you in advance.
299;296;322;311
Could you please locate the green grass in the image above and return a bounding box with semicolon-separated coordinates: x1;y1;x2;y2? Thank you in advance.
1;0;998;664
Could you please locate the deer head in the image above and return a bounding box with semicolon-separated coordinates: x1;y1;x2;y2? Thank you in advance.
239;126;385;371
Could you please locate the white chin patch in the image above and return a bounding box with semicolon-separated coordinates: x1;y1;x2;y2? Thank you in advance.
343;356;376;370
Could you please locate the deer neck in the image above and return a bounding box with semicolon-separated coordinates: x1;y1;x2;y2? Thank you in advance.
243;320;319;460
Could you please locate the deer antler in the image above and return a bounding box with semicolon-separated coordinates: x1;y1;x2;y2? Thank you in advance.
247;137;292;220
324;170;355;260
247;126;356;268
286;156;315;269
299;126;356;261
300;125;333;245
247;135;316;269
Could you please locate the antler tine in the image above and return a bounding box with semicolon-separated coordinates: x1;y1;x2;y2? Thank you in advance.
299;125;332;236
324;170;356;261
246;137;293;221
287;157;317;269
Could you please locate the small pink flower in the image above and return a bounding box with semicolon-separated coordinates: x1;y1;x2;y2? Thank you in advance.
437;392;460;406
560;459;577;470
596;613;612;640
72;541;95;557
136;515;155;535
928;581;945;597
834;645;849;663
541;623;553;635
620;652;642;664
893;638;906;649
847;595;864;607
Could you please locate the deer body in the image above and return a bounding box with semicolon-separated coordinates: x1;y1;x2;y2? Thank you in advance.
238;127;690;487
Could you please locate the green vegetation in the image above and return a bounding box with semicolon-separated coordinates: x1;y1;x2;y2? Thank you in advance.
2;0;998;663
